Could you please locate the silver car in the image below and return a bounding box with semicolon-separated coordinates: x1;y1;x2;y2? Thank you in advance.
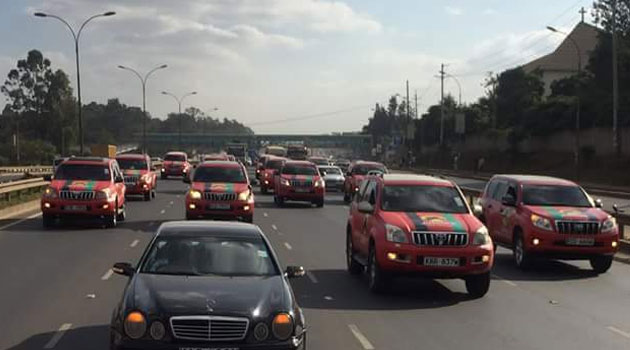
318;166;345;191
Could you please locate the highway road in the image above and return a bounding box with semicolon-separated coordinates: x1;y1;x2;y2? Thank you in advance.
1;176;630;349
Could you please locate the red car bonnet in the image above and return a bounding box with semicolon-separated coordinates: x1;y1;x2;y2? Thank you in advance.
525;205;609;221
380;211;480;233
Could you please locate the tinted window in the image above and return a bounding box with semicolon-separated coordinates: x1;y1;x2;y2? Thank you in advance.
165;154;186;161
54;164;111;181
193;166;246;183
266;160;284;170
282;165;318;175
522;185;591;207
361;180;377;204
381;185;468;213
354;180;370;203
319;167;341;175
117;159;147;170
141;235;278;276
352;164;385;175
485;180;498;198
491;181;508;200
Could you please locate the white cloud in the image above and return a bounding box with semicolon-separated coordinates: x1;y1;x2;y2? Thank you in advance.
445;6;463;16
482;8;498;16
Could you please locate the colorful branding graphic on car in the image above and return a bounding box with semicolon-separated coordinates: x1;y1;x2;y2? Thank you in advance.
533;206;599;221
203;183;236;193
402;212;467;232
60;180;98;191
123;169;143;175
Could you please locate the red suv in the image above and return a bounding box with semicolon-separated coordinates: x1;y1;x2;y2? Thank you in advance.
161;151;191;179
274;160;325;207
343;161;387;203
184;161;254;222
346;174;494;297
116;154;157;201
255;155;270;181
260;156;286;194
480;175;619;272
41;157;127;228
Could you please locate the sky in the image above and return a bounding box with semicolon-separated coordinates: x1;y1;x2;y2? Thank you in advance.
0;0;595;134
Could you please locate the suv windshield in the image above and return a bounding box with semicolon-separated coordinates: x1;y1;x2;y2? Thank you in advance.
55;164;111;181
193;166;246;183
141;235;278;276
353;164;385;175
117;159;147;170
282;165;318;175
382;185;468;213
522;185;591;207
165;154;185;161
266;160;284;170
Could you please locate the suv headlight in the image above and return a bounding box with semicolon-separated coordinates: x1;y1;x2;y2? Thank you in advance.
472;226;491;246
189;190;202;200
43;186;58;199
531;214;553;231
314;179;325;188
385;224;408;243
238;190;251;201
601;216;617;233
95;189;114;201
280;178;291;186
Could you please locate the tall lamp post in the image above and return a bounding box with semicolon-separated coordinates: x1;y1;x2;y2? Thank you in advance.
547;26;582;179
34;11;116;155
162;91;198;147
118;64;168;154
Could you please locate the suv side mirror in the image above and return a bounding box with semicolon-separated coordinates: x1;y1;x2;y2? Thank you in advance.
594;199;603;208
501;195;516;207
115;175;124;183
112;262;135;277
43;174;52;182
285;265;305;278
358;201;374;213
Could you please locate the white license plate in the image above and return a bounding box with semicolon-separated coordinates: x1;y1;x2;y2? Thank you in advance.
423;257;460;267
208;203;231;210
565;238;595;246
295;188;311;193
64;205;87;211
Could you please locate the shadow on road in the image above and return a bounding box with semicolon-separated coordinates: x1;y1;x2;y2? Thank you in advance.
4;218;166;233
492;252;599;281
6;324;109;350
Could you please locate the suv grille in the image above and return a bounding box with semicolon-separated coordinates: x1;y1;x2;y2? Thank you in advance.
290;180;313;187
204;192;238;201
413;231;468;246
556;221;600;234
124;176;139;184
170;316;249;341
59;191;95;200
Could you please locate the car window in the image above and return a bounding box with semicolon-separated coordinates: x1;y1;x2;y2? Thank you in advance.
281;165;318;175
55;164;111;181
354;180;370;203
193;166;247;183
165;154;186;161
266;160;284;170
117;159;148;170
506;183;518;200
361;180;377;204
352;164;385;175
522;185;591;207
485;180;498;198
491;180;508;201
381;185;468;213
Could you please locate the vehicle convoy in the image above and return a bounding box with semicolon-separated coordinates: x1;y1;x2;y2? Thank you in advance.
307;156;329;166
110;221;307;350
185;161;255;222
343;161;387;203
226;142;248;163
161;151;191;179
317;165;345;191
116;154;157;201
346;174;494;297
479;175;619;272
274;160;325;207
260;156;287;194
41;157;127;228
286;144;309;160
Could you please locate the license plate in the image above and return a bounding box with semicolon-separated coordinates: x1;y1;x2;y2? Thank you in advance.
565;238;595;246
295;188;311;193
208;203;231;210
423;257;460;267
179;348;239;350
64;205;87;211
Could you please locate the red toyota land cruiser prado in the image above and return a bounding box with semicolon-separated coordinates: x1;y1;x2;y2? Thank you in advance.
41;157;127;228
185;161;254;222
343;161;386;203
116;154;157;201
480;175;619;272
346;174;494;297
274;160;325;207
160;151;190;179
260;156;286;194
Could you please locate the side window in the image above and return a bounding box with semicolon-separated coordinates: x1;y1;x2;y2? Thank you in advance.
491;181;508;201
485;180;498;198
362;181;377;204
354;180;370;203
506;183;518;200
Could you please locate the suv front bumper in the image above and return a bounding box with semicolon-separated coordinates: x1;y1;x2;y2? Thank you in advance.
523;228;618;259
41;198;117;216
186;199;254;220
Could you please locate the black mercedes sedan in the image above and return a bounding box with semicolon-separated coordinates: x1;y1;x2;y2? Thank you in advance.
109;221;307;350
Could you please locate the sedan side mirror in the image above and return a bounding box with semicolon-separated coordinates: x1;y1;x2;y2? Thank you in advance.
43;174;52;182
285;265;305;278
358;201;374;214
183;176;191;184
594;199;603;208
112;262;135;277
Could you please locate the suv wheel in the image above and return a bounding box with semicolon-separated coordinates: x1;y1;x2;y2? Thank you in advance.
513;233;530;269
42;214;55;229
243;215;254;224
368;244;387;293
590;255;613;273
346;233;363;275
144;191;151;201
315;198;324;208
465;272;491;298
261;186;268;195
343;192;351;203
105;213;117;228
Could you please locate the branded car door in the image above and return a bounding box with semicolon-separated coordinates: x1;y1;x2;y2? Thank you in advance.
350;180;370;243
485;180;508;243
497;182;519;244
358;180;377;255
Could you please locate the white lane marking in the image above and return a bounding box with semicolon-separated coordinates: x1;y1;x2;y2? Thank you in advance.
263;212;268;217
169;201;174;205
101;269;114;280
306;271;318;284
324;295;334;301
43;323;72;349
492;273;517;287
176;195;181;198
0;212;42;231
284;242;292;250
130;239;139;248
607;326;630;339
348;324;375;350
272;224;278;231
160;209;166;215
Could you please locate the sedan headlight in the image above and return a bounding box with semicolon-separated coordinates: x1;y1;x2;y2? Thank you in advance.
385;224;408;243
124;311;147;339
601;216;617;233
188;190;202;200
43;186;58;199
531;214;552;231
272;313;294;340
472;226;491;246
314;179;325;188
238;190;251;201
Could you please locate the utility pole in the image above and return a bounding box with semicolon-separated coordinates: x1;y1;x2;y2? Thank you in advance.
612;0;620;156
415;90;420;151
439;64;446;145
406;80;410;147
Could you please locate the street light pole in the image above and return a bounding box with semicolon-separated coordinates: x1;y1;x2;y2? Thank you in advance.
34;11;116;155
162;91;198;148
118;64;168;154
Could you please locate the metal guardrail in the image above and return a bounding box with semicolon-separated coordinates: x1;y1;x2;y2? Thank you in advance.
0;166;53;174
0;177;49;203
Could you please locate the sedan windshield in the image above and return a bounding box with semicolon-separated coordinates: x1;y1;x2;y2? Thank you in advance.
522;185;591;207
54;164;110;181
165;154;185;161
193;166;246;183
282;165;318;175
141;235;278;276
382;185;468;213
117;159;147;170
353;164;385;175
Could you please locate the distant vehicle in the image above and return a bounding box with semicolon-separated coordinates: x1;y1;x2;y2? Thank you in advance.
184;160;254;222
227;154;237;162
41;157;127;228
161;151;191;179
115;154;157;201
480;175;619;273
109;221;307;350
260;156;287;194
264;145;287;157
343;161;387;203
150;157;162;163
256;155;270;180
333;160;350;173
203;153;230;162
274;160;325;207
226;142;248;163
317;165;345;191
91;144;117;158
287;144;309;160
307;156;329;166
346;174;493;297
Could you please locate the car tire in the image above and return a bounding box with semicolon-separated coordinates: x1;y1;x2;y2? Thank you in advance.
343;192;351;203
316;198;324;208
590;255;613;273
186;212;195;220
151;189;156;199
513;232;530;269
261;186;268;195
161;174;167;180
368;244;387;293
105;214;117;228
243;215;254;223
465;272;491;298
144;191;151;201
346;233;363;275
42;214;55;229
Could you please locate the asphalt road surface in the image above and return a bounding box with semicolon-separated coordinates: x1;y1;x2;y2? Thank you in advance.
1;175;629;349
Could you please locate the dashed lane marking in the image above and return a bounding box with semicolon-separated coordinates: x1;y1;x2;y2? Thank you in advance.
101;269;114;281
263;212;268;217
0;212;42;231
306;271;318;284
43;323;72;349
160;209;166;215
607;326;630;339
169;201;174;206
492;273;517;287
130;239;139;248
348;324;375;350
284;242;292;250
272;224;278;231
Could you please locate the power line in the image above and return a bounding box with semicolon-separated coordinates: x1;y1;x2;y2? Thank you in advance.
247;105;370;126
